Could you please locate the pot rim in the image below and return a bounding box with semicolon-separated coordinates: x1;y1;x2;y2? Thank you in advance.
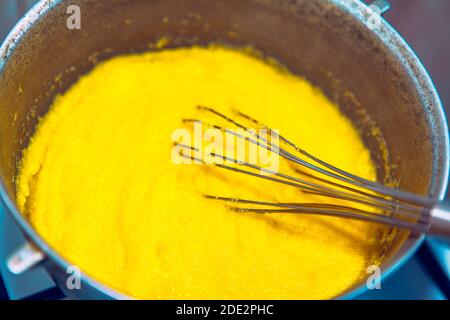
0;0;448;300
332;0;449;299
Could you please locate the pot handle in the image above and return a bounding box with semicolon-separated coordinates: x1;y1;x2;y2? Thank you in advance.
7;241;46;275
368;0;390;15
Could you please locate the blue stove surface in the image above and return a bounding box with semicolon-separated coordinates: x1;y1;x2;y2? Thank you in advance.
0;0;449;300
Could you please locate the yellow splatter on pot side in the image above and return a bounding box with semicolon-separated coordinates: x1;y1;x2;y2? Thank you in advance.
16;46;386;299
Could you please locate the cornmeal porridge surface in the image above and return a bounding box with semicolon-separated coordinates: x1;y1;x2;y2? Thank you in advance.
16;46;385;299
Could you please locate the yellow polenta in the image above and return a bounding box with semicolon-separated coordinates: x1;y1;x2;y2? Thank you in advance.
16;46;384;299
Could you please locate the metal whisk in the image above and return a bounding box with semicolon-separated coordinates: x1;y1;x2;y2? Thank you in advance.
178;106;450;240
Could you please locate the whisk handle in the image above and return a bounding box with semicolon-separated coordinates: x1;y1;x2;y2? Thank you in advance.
429;203;450;242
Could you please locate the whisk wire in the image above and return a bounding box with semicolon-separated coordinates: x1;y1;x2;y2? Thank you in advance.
197;106;434;208
203;195;428;233
177;106;435;233
178;143;423;218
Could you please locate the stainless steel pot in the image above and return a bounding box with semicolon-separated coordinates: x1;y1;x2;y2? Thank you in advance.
0;0;448;299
